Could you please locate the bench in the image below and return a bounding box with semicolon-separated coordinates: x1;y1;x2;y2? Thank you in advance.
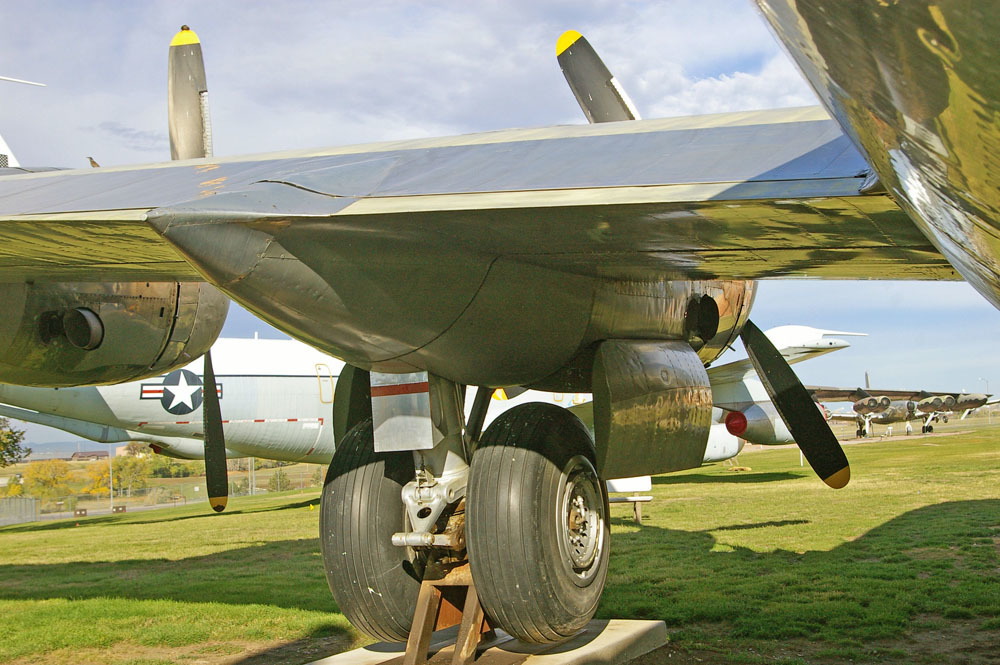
606;476;653;525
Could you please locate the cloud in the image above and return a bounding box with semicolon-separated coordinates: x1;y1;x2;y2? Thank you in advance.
93;121;168;153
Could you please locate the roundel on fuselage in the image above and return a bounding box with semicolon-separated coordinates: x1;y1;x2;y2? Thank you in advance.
160;368;203;415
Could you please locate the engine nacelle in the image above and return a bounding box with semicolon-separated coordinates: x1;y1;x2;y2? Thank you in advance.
853;396;878;414
917;394;955;412
853;395;890;414
954;393;987;409
0;282;228;386
724;403;794;445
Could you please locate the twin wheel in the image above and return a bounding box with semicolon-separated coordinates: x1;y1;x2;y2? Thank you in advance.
319;403;610;644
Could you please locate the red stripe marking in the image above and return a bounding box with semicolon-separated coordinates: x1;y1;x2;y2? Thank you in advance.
371;381;430;398
221;420;229;424
175;421;189;425
254;419;265;423
288;418;298;422
137;422;148;427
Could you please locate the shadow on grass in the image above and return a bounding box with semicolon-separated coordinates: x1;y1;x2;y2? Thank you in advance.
600;499;1000;652
231;627;356;665
0;536;338;613
0;496;321;534
713;519;809;531
652;471;806;485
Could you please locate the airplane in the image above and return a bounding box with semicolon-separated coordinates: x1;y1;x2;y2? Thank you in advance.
817;383;991;437
1;4;999;645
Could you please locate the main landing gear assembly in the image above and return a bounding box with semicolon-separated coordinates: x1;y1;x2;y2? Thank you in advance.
319;369;610;646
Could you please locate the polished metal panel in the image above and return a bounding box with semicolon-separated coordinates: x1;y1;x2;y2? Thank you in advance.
757;0;1000;308
371;371;433;452
0;281;227;386
591;340;712;479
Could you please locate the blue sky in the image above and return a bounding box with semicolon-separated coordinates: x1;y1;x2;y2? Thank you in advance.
1;2;997;444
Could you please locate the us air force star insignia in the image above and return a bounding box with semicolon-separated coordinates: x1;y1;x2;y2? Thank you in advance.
160;369;203;415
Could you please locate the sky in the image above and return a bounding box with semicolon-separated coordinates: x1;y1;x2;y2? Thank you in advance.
1;1;998;445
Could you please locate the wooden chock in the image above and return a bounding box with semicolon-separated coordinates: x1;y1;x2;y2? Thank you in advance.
402;560;491;665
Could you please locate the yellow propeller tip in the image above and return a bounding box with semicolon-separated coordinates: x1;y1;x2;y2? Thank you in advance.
823;466;851;489
170;25;200;47
556;30;583;56
209;496;227;512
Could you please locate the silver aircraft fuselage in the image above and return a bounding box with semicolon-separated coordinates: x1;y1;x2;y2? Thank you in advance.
759;0;1000;310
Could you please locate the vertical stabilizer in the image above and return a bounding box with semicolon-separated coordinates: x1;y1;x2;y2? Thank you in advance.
0;132;19;168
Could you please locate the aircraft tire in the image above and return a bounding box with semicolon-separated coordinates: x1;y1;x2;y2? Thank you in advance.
319;417;425;643
467;402;609;644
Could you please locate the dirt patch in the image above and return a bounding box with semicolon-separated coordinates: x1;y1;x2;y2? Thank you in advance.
874;616;1000;665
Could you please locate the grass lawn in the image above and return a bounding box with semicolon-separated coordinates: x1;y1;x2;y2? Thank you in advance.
1;425;997;664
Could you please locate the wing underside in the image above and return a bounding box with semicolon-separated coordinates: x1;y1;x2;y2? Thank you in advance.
0;108;956;283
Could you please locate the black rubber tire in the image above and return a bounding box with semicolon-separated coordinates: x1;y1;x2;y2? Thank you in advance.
467;403;610;644
319;418;424;643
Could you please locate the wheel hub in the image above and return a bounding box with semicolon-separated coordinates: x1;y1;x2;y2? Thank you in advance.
558;455;605;576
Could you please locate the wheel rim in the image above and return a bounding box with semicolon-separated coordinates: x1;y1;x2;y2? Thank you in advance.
556;454;606;583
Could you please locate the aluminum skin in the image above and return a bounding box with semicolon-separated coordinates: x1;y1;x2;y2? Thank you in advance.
758;0;1000;309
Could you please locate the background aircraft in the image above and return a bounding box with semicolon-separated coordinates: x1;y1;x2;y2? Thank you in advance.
1;326;853;472
817;377;991;436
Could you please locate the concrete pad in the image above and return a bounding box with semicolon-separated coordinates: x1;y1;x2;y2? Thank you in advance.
308;619;666;665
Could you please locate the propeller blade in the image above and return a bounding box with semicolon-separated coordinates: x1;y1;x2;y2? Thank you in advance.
740;320;850;489
168;25;212;160
202;349;228;512
556;30;640;123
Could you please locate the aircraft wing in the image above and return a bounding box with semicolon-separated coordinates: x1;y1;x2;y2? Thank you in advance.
0;107;957;284
809;387;974;401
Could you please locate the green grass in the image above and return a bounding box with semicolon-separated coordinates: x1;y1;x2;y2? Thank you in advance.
612;426;1000;663
1;427;997;664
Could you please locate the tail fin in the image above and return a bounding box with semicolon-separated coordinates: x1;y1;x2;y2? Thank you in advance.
0;131;19;168
865;371;871;390
0;75;45;168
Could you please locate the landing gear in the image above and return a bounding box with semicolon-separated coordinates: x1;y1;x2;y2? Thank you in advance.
921;424;934;433
467;403;610;643
320;387;610;646
319;418;426;642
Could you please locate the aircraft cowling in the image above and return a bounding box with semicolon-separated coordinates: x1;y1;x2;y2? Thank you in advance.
853;396;878;414
954;393;987;409
0;282;228;386
917;395;955;413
